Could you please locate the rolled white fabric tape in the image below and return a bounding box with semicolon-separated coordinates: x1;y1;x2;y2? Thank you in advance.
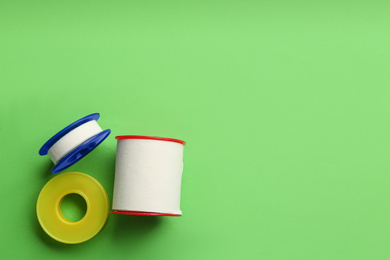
112;137;185;215
48;120;103;164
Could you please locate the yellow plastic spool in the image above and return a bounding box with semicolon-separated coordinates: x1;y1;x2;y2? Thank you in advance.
36;172;109;244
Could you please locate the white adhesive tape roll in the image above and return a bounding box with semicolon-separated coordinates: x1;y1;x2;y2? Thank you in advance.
48;120;103;164
112;136;185;215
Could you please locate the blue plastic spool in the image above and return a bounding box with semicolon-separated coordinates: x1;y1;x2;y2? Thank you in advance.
39;113;111;174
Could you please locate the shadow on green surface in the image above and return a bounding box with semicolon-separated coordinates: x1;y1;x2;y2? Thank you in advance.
109;214;163;245
40;160;55;179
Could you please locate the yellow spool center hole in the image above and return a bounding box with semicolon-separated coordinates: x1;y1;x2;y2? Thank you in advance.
61;193;87;222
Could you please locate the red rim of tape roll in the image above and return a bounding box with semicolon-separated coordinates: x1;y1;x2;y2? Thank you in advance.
115;135;186;145
110;210;182;216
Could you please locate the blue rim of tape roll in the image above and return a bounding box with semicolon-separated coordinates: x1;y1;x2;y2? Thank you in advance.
39;113;111;174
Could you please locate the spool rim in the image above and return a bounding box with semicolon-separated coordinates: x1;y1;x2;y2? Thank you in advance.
115;135;186;145
110;210;182;217
39;113;101;155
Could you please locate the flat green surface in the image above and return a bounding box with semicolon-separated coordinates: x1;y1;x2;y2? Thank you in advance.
1;1;390;259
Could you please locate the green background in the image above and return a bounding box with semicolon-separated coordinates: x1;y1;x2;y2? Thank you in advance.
1;0;390;259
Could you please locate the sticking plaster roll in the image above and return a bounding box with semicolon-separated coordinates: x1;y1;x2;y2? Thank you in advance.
48;120;103;164
39;113;111;174
111;136;186;216
36;172;109;244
